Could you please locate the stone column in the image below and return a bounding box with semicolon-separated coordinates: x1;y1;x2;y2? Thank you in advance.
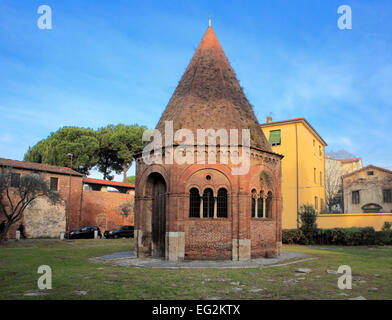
165;193;185;262
200;198;203;218
255;196;258;218
213;197;217;218
232;192;251;261
166;231;185;262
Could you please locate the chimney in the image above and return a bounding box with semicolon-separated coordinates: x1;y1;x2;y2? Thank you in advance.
266;115;272;123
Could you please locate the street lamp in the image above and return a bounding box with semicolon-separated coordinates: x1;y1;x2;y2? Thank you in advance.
67;153;73;234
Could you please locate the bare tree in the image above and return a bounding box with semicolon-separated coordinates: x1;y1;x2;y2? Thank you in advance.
325;158;344;213
0;168;61;242
326;149;355;160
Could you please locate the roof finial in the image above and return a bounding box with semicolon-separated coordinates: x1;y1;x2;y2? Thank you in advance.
208;13;212;27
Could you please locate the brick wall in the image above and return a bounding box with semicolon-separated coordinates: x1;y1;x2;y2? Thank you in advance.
1;169;80;238
184;220;232;260
1;166;135;238
250;219;277;257
81;190;134;233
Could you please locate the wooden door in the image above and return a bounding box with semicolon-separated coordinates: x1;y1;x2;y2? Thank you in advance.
152;178;166;257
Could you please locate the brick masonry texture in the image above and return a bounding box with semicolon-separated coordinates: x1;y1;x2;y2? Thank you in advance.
81;190;134;232
135;26;283;261
1;162;135;238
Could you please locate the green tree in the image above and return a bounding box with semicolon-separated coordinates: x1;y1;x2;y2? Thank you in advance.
110;124;146;182
96;125;122;181
24;124;147;180
126;176;136;184
24;127;99;175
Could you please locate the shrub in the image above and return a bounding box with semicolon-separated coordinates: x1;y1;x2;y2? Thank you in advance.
284;226;385;246
382;221;392;231
313;227;376;245
298;205;318;243
282;229;307;245
375;230;392;245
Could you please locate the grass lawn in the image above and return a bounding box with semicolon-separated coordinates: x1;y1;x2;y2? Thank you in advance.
0;239;391;300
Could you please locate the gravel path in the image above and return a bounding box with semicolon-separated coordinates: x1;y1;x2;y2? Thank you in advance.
89;250;311;269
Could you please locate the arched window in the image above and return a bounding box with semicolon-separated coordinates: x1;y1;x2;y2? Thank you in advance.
217;188;228;218
203;188;214;218
257;191;264;218
251;189;257;217
266;191;272;218
189;188;200;218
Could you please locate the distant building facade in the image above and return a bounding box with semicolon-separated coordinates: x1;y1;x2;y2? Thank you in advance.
0;158;135;238
339;158;363;175
261;117;327;229
342;165;392;214
325;157;363;212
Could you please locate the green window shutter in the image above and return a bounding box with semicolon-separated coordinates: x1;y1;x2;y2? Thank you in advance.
269;130;281;146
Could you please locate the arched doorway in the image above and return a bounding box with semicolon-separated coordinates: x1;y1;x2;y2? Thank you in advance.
148;173;166;257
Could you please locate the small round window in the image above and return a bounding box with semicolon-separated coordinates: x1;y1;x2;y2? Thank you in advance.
206;175;211;181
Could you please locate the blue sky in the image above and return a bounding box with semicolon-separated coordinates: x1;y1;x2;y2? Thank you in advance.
1;0;391;180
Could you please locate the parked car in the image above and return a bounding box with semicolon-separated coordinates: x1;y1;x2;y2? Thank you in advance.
67;226;102;239
104;225;134;238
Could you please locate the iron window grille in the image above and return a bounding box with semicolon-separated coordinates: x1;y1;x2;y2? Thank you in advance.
10;172;20;188
50;177;58;191
383;189;392;203
352;190;360;204
189;188;201;217
266;191;272;218
217;188;228;218
257;196;264;217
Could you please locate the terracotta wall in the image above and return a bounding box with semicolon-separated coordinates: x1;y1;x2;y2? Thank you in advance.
1;167;135;238
1;169;81;238
81;190;134;233
250;220;277;257
184;220;232;260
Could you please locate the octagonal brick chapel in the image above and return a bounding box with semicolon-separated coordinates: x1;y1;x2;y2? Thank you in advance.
134;25;283;261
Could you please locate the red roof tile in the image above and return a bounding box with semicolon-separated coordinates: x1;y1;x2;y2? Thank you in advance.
342;164;392;179
337;157;362;163
0;158;83;176
82;177;135;189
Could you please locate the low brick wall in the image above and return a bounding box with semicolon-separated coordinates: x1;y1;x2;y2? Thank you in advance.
81;190;134;233
317;213;392;231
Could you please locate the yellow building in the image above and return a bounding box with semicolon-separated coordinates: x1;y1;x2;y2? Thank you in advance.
261;117;327;229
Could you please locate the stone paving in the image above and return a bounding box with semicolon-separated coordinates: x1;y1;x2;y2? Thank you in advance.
89;250;312;269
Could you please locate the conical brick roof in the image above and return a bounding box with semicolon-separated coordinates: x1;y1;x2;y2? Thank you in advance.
156;26;271;151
